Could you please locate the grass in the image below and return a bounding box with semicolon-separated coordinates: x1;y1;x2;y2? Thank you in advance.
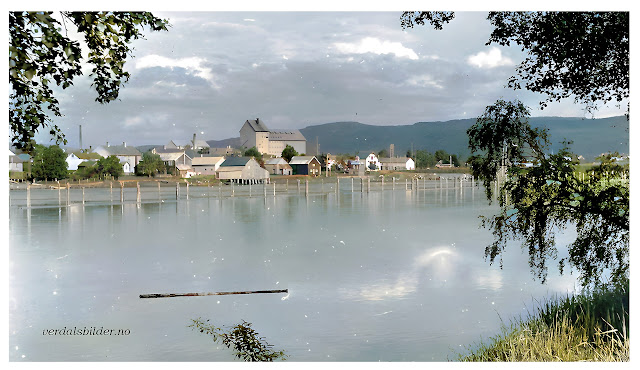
459;282;629;362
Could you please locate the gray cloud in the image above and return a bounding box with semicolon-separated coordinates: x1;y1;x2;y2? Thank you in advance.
39;11;627;149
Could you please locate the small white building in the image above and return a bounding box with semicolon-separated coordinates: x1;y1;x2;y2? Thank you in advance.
364;153;381;171
379;157;415;171
191;156;225;175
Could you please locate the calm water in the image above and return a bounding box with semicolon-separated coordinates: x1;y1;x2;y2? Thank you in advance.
9;180;578;361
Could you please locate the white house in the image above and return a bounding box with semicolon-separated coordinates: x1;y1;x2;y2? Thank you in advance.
9;150;24;172
191;156;225;175
379;157;416;171
364;153;381;171
66;153;84;171
93;142;142;174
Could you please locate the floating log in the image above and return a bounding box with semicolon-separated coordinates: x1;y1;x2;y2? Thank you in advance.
140;289;288;299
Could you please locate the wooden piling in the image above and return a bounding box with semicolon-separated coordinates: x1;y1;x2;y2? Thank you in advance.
367;177;370;192
186;182;189;200
137;182;141;203
176;182;179;200
27;184;31;208
82;186;85;204
140;289;288;299
305;178;309;197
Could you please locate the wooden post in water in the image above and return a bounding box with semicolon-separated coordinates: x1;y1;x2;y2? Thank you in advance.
273;182;276;197
393;177;395;190
82;186;85;205
264;180;267;198
175;182;179;200
27;184;31;208
110;181;113;201
351;177;354;192
336;177;340;194
219;182;222;199
158;182;161;201
286;179;288;191
249;181;252;198
305;178;309;197
231;181;235;197
405;179;408;190
136;182;141;204
361;177;364;192
186;181;189;200
297;179;300;193
367;177;370;192
381;176;384;191
67;183;70;205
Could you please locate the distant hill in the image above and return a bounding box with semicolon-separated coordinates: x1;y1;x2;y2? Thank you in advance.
298;116;629;161
206;137;241;149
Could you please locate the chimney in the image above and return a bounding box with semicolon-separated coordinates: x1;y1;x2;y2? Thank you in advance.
106;141;109;147
123;141;126;147
89;145;92;152
193;133;197;147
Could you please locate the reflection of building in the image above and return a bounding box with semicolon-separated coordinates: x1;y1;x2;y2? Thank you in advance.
289;156;321;176
240;118;306;157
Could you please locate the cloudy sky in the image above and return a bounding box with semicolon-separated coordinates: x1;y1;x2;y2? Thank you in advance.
33;5;629;148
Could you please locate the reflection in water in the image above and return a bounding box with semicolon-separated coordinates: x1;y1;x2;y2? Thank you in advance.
349;246;459;301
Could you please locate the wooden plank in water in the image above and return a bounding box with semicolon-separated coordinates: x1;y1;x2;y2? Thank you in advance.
140;289;288;299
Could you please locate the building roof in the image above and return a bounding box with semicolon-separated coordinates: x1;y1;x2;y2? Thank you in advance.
17;153;31;161
98;145;142;156
219;156;253;167
289;156;318;165
265;158;289;165
192;139;209;148
72;151;102;160
168;139;191;148
269;129;306;141
192;156;224;166
154;147;184;154
176;164;192;171
244;118;270;132
158;152;185;162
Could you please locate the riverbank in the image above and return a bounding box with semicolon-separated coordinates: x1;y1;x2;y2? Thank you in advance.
459;282;629;361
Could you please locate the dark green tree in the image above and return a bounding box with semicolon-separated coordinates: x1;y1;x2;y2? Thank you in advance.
9;12;169;153
244;146;263;161
468;100;628;287
401;11;629;117
31;144;68;180
95;155;123;180
377;148;389;158
414;149;436;168
136;152;164;177
281;145;298;162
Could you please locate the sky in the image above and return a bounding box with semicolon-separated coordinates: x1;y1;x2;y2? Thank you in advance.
17;3;632;149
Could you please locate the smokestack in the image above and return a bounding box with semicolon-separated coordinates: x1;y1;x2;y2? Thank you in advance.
106;141;109;147
79;125;83;150
123;142;126;147
193;133;196;147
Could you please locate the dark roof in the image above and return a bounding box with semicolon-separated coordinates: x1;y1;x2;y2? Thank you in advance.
98;145;142;156
269;129;306;141
245;118;270;132
220;156;252;167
